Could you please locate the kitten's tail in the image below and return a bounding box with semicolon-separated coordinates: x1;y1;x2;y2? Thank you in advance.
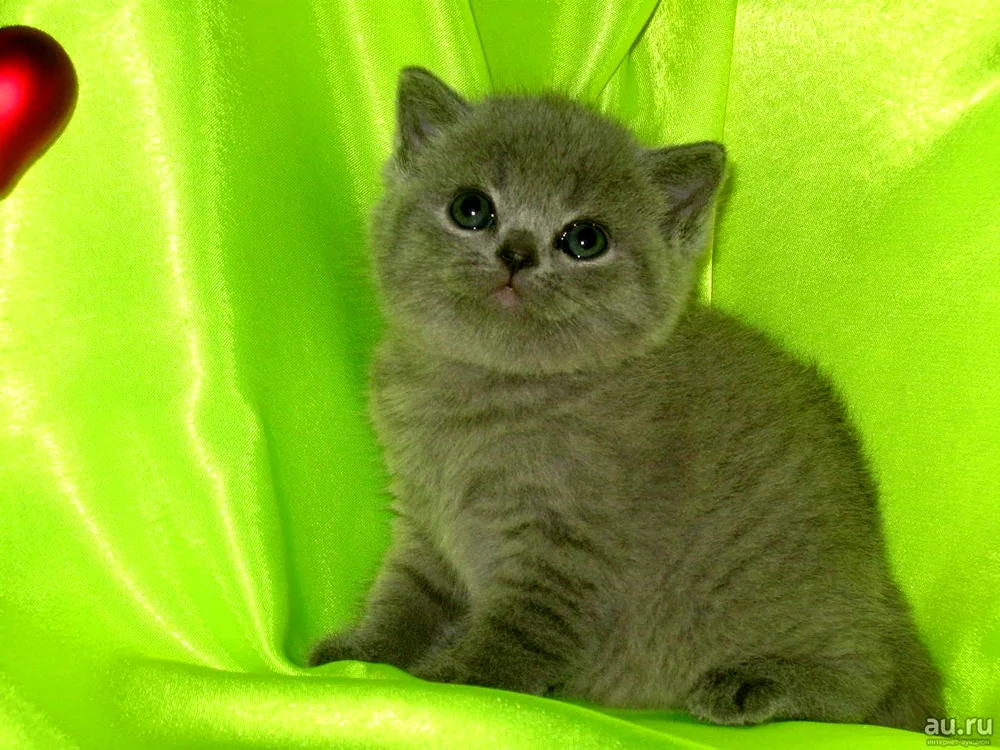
866;660;943;733
864;603;944;733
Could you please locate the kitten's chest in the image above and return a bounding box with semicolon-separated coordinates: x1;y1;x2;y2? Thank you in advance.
369;347;615;526
373;362;560;491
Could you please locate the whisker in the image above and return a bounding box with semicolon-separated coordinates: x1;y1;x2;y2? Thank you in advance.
536;280;593;313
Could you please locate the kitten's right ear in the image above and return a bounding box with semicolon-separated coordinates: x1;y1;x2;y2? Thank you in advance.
395;67;470;169
642;141;727;254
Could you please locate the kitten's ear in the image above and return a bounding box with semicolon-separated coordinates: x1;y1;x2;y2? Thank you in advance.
395;67;470;169
642;141;726;254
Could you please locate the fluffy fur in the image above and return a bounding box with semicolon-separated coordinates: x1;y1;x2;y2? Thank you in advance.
310;67;942;731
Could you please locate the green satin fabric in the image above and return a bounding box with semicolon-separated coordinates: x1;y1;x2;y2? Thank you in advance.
0;1;997;747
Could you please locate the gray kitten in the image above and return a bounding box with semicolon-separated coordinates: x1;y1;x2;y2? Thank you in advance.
310;67;942;732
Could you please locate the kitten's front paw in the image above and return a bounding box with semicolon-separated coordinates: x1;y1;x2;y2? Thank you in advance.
308;631;373;667
409;651;472;685
687;668;784;726
410;647;549;695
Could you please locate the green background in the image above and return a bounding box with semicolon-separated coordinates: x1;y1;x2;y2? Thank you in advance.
1;1;998;747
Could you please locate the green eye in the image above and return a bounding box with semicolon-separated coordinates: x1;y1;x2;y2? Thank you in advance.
449;190;495;230
558;221;608;260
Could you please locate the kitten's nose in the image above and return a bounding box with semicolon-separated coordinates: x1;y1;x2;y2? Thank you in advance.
496;235;538;274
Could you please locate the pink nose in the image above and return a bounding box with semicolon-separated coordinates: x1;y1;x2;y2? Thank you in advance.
497;238;538;274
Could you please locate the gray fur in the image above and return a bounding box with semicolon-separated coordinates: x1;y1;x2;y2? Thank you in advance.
310;67;942;731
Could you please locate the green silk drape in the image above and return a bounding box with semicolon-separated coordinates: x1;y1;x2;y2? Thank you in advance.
1;1;997;747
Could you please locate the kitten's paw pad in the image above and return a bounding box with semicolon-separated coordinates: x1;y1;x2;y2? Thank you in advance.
687;669;784;726
307;633;371;667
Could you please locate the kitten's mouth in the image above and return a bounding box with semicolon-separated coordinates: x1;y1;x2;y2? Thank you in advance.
491;283;523;310
485;268;528;311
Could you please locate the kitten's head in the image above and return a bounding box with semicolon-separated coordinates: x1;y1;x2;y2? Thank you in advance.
371;67;725;374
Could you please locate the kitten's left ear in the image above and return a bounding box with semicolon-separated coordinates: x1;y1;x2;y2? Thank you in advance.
642;141;726;254
395;67;471;170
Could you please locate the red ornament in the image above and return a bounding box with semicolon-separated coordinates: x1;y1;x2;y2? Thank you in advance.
0;26;78;199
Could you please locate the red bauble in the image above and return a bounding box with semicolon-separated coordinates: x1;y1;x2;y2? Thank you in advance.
0;26;78;199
